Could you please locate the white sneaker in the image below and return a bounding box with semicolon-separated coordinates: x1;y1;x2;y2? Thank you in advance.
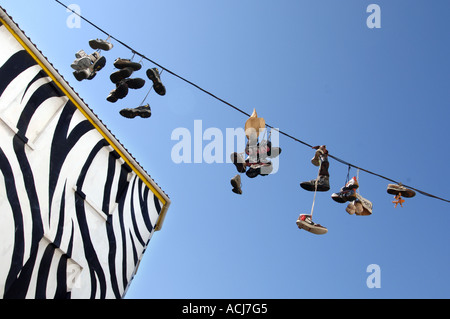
296;214;328;235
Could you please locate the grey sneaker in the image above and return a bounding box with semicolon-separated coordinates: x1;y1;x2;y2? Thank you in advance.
120;104;152;119
71;50;92;70
71;57;91;70
89;39;114;51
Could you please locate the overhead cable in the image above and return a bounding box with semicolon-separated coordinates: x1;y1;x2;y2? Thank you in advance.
55;0;450;204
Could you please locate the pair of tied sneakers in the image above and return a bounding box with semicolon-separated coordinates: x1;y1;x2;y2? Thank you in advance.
300;145;330;192
110;64;166;97
71;50;106;81
331;177;373;216
296;214;328;235
346;193;373;216
331;176;359;203
107;58;145;103
230;152;274;179
71;39;113;81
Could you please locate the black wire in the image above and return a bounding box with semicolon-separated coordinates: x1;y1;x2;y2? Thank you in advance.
55;0;450;204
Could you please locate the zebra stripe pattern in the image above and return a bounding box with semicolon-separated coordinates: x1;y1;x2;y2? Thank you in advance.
0;17;164;298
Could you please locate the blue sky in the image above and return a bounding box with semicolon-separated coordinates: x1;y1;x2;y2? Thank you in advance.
3;0;450;299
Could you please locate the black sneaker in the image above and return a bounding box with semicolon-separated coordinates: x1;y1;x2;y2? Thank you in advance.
106;91;118;103
331;189;357;203
300;175;330;192
123;78;146;89
119;104;152;119
110;67;134;83
73;69;89;81
113;58;142;71
115;81;129;99
146;68;166;96
107;81;129;103
246;162;272;178
92;55;107;72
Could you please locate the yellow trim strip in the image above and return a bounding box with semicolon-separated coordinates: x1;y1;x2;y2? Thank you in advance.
0;17;169;214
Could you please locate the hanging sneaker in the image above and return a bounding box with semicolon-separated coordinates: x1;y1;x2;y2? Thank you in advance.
119;104;152;119
300;175;330;192
110;67;134;83
296;214;328;235
343;176;359;191
89;38;114;51
107;81;129;102
146;68;166;96
73;69;91;81
331;189;357;203
355;194;373;216
231;152;246;173
123;78;146;89
71;50;91;70
89;53;107;72
311;145;327;166
230;174;242;195
267;144;282;159
387;184;416;198
246;161;273;178
113;58;142;71
71;57;91;71
353;199;364;215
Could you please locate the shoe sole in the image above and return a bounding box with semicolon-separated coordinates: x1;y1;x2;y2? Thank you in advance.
331;192;357;203
92;56;107;72
246;167;260;178
387;185;416;198
146;69;166;96
124;78;146;89
114;59;142;71
110;68;134;83
300;182;330;192
296;220;328;235
89;40;113;51
71;57;91;70
119;108;152;119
